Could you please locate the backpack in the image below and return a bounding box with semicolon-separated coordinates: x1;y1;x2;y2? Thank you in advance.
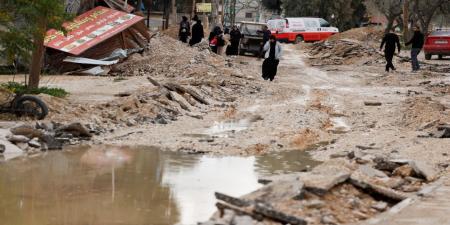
209;36;218;47
180;22;189;33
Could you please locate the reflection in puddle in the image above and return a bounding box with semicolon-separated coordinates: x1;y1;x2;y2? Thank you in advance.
0;146;318;225
205;119;251;137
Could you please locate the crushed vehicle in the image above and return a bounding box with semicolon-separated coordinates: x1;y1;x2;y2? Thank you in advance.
238;21;267;56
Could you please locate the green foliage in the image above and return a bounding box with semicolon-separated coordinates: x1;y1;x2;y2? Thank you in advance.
1;81;69;97
0;0;73;65
280;0;367;31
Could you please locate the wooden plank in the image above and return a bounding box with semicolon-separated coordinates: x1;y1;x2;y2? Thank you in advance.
215;202;263;221
132;21;151;40
128;28;147;47
215;192;252;207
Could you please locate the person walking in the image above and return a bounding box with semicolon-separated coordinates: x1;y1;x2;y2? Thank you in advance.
262;35;282;81
178;16;190;43
209;26;221;53
405;25;425;72
380;29;401;72
189;19;204;46
228;25;242;55
216;30;228;56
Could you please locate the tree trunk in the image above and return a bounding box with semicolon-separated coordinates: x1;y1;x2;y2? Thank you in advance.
29;33;45;89
191;0;196;19
170;0;177;25
402;0;409;42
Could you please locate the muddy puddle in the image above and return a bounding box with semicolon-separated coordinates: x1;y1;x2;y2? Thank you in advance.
0;145;318;225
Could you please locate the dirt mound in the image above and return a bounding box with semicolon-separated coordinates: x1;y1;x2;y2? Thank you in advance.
307;39;384;66
328;27;384;43
306;27;386;66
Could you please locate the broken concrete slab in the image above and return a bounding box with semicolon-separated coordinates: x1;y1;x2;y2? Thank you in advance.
358;165;388;178
257;173;303;185
7;135;30;143
350;171;411;201
0;139;24;160
298;159;354;195
10;125;44;139
409;161;438;182
247;179;304;202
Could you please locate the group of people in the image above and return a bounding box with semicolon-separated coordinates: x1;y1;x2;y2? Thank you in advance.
178;15;204;46
207;25;243;56
380;25;425;72
178;16;244;57
179;17;282;81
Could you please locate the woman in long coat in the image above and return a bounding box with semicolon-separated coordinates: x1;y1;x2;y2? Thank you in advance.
262;35;282;81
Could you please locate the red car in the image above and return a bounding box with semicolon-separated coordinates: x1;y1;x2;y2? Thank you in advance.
424;30;450;60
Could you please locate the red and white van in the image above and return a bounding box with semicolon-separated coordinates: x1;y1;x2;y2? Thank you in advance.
267;18;339;43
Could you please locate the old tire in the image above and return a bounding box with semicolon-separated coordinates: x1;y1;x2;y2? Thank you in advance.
425;54;432;60
438;55;443;60
14;95;49;120
294;36;304;44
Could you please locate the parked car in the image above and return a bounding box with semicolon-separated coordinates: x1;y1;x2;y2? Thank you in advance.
238;21;266;56
267;17;339;43
424;29;450;60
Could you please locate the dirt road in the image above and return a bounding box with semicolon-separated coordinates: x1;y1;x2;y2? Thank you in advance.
83;44;449;167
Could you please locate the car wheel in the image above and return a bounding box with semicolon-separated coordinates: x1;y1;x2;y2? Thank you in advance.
438;55;443;60
294;36;304;44
425;54;432;60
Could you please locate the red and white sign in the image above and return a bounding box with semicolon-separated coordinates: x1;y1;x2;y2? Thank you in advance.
44;6;143;55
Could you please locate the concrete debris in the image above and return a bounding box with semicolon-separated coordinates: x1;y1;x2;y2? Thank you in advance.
409;161;438;182
203;155;442;225
247;179;304;202
7;135;30;143
0;121;97;155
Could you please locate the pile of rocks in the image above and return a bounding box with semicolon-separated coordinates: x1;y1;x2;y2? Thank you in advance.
0;121;101;158
307;39;384;66
201;156;441;225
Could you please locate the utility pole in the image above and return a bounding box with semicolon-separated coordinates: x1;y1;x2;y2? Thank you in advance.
402;0;409;42
147;0;152;28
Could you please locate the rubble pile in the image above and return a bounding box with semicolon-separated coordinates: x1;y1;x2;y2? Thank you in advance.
0;121;99;157
399;97;450;130
306;27;386;66
40;34;261;133
307;39;384;66
201;156;441;225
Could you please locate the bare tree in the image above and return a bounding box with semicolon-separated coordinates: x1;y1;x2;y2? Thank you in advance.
373;0;403;33
411;0;447;33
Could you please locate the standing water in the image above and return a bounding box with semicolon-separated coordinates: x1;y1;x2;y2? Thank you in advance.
0;145;318;225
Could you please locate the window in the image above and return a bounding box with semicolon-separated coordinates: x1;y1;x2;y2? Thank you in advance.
319;18;330;27
245;12;253;19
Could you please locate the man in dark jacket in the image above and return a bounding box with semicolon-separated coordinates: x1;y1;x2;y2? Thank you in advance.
228;25;242;55
406;26;425;72
179;16;190;43
190;19;204;46
380;29;401;72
